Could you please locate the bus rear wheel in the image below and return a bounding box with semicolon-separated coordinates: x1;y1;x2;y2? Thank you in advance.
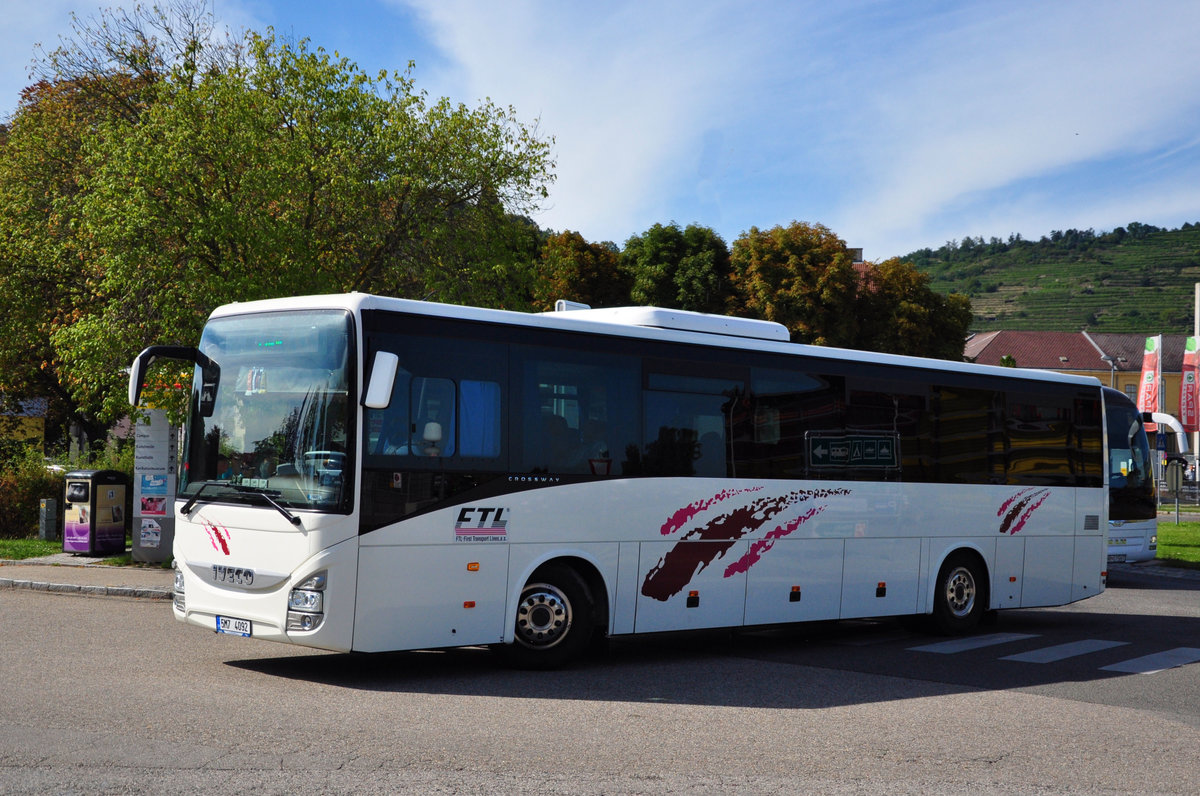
932;552;986;635
496;564;594;669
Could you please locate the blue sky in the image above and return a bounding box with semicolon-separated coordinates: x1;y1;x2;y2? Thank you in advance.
5;0;1200;260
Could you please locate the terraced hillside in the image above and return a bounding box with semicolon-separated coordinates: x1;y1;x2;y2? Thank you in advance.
902;223;1200;332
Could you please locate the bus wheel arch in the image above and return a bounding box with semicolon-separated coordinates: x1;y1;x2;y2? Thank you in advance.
931;548;989;635
496;557;606;669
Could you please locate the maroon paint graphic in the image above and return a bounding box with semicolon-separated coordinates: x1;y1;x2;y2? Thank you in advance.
996;487;1051;535
204;520;232;555
642;488;850;601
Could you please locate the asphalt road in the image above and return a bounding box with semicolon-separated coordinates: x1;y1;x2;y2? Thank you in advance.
1;566;1197;794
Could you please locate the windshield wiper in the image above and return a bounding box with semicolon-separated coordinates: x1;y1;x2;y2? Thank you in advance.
181;481;303;526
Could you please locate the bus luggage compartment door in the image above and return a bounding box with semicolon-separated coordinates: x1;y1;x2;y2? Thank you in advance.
353;544;509;652
634;540;749;633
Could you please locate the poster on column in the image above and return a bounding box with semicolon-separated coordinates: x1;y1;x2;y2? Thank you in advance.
133;408;178;562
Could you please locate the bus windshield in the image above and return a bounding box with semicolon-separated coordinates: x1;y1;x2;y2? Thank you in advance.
1106;395;1156;521
179;310;353;513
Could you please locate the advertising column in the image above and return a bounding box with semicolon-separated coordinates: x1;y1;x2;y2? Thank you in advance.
1136;335;1162;433
133;409;178;563
1180;337;1198;433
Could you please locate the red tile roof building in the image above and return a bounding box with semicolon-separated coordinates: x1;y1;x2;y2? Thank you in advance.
964;330;1191;416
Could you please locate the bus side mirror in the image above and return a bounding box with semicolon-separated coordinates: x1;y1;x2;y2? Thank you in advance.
129;345;219;416
197;362;220;417
364;351;400;409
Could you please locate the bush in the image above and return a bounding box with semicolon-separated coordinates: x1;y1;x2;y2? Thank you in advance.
0;437;135;540
0;443;65;539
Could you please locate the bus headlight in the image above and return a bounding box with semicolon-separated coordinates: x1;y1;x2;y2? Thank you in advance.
172;561;186;613
287;570;326;632
287;589;323;613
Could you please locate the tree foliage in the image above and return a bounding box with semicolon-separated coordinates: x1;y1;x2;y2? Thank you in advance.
623;222;732;314
856;258;972;360
728;222;969;358
729;221;860;347
0;1;555;432
530;231;629;312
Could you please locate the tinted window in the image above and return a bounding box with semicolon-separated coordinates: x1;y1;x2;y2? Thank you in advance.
513;345;640;476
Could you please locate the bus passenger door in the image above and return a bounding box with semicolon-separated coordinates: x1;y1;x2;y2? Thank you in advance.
634;540;748;633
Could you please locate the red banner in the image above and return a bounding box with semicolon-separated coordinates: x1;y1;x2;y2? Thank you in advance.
1136;335;1161;432
1181;337;1198;432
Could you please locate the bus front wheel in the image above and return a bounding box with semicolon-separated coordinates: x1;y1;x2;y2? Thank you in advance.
495;564;594;669
932;552;986;635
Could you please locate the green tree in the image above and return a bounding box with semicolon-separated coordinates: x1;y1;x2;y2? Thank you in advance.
623;222;732;314
856;257;973;360
729;221;859;346
0;2;555;429
0;72;155;443
530;231;630;312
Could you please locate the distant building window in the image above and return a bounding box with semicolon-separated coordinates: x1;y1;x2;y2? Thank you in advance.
1124;384;1137;403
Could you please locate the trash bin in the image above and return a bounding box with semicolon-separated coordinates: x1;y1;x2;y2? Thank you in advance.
62;470;129;556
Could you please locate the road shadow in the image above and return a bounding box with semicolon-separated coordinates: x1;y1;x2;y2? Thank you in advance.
1106;563;1200;590
226;600;1200;710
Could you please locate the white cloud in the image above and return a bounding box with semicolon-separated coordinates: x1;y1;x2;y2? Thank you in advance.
398;0;769;242
9;0;1200;260
398;0;1200;256
827;1;1200;255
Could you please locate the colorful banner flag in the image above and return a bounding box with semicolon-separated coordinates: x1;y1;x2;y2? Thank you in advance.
1136;335;1161;432
1181;337;1198;432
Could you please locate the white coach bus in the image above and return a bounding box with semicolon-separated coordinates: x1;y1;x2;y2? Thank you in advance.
129;293;1155;667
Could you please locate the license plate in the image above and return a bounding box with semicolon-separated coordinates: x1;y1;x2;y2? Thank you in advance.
216;615;252;637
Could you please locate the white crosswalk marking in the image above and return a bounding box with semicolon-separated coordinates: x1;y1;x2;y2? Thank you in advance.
907;633;1038;654
1099;647;1200;674
1000;639;1129;663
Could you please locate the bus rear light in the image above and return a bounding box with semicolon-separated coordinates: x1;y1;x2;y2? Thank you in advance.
467;562;480;571
464;600;476;608
686;590;700;608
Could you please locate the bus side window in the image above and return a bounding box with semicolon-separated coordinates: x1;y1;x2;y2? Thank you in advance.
411;377;455;457
516;347;639;475
460;380;501;457
641;368;744;478
741;368;844;479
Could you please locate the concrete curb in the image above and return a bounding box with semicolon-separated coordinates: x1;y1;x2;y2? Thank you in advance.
0;574;171;600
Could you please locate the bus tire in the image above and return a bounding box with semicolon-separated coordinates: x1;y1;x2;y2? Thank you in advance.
495;564;594;669
932;552;986;635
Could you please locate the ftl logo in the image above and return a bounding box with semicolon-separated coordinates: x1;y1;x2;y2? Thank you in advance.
454;507;510;542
